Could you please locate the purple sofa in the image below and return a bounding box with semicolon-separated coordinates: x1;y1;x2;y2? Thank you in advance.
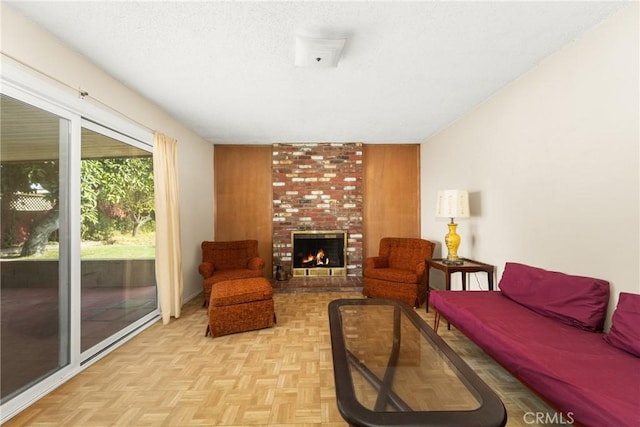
430;262;640;427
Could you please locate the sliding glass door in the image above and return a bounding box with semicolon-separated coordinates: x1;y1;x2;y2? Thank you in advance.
80;124;157;354
0;94;71;403
0;89;158;417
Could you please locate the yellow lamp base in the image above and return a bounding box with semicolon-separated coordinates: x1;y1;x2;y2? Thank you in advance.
444;221;463;265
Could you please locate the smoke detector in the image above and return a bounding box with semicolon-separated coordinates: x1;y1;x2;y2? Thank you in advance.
295;35;346;68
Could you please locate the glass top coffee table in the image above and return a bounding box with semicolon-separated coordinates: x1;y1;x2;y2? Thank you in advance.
328;298;506;427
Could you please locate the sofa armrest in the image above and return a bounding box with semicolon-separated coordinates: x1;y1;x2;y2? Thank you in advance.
366;256;389;269
247;257;265;271
198;262;215;278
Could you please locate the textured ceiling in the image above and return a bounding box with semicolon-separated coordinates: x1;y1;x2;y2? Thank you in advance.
6;1;627;144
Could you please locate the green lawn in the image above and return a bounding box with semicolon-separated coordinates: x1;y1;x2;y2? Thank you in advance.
14;232;155;259
80;244;155;259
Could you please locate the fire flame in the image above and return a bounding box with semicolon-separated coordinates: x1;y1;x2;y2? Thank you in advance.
302;249;328;265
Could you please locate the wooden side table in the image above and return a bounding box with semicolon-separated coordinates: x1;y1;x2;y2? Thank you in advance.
426;258;495;312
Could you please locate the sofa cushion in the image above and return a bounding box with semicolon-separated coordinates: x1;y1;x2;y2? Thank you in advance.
203;268;263;288
604;292;640;357
214;247;251;270
498;262;609;331
379;238;431;271
363;267;419;284
209;277;273;307
430;290;640;427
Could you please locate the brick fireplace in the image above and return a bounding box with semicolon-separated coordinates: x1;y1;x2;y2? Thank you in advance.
272;143;363;288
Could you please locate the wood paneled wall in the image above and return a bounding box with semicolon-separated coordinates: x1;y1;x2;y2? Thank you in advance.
214;145;273;277
213;144;420;278
363;144;421;260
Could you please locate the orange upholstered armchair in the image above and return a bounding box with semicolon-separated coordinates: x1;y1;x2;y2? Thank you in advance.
198;240;265;306
362;237;435;308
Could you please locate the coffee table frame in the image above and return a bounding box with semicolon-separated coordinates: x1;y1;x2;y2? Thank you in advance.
328;298;506;427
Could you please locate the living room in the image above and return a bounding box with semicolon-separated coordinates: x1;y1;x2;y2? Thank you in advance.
1;1;638;425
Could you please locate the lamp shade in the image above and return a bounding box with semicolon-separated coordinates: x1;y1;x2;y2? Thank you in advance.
436;190;470;219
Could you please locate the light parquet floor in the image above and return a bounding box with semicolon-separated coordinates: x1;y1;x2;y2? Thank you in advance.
5;292;563;427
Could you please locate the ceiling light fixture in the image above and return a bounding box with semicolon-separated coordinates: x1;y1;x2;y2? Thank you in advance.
295;35;346;68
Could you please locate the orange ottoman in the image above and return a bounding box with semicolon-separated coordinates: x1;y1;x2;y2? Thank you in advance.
206;277;276;337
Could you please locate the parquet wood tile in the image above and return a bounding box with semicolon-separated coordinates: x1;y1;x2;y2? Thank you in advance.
5;291;562;427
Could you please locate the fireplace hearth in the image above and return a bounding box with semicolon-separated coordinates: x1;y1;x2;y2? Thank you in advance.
292;231;347;277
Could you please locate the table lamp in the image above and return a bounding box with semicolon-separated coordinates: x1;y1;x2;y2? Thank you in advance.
436;190;470;265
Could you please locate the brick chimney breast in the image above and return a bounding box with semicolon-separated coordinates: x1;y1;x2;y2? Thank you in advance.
272;143;363;286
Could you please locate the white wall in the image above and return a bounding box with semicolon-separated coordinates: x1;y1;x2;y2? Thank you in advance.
421;3;639;324
1;4;214;302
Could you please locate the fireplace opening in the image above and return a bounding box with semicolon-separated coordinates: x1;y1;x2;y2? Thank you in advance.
292;230;347;277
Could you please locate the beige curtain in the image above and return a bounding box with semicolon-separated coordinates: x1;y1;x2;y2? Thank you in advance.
153;132;183;324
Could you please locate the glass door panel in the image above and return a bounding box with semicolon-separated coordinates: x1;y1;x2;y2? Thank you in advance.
0;95;70;403
80;126;156;352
